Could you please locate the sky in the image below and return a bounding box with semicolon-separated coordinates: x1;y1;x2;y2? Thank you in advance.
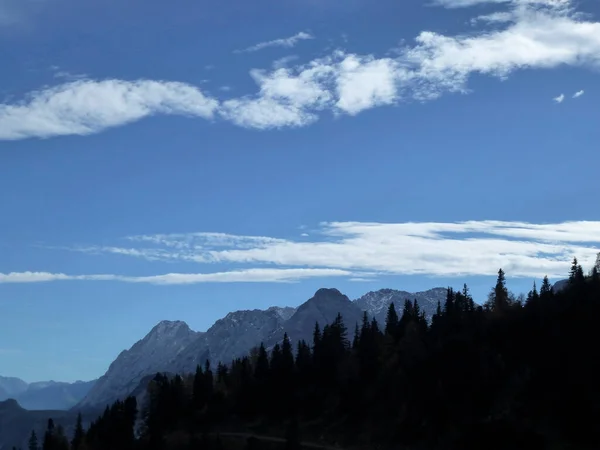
1;0;600;383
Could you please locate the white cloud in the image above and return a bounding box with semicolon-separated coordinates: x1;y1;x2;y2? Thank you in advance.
68;220;600;279
273;55;300;69
554;93;565;103
0;268;352;284
236;31;314;53
1;0;600;138
573;89;584;98
0;79;219;140
0;272;115;283
334;54;404;115
51;67;88;81
219;64;333;129
435;0;570;8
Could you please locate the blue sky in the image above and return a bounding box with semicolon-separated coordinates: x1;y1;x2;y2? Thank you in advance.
1;0;600;383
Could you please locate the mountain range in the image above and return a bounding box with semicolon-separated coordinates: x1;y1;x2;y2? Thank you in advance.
0;284;503;449
0;377;96;411
75;287;447;412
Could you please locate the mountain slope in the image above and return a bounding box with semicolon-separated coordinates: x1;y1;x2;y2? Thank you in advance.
76;320;199;410
354;287;447;324
0;377;28;401
75;287;447;410
15;380;96;410
0;399;76;450
170;306;295;373
281;288;364;345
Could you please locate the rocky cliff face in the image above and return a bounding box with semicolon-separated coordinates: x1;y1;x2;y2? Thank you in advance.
280;288;363;345
170;306;296;374
354;287;447;324
76;320;200;409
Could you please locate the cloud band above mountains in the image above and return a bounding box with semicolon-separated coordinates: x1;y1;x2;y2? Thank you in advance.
1;0;599;140
3;220;598;285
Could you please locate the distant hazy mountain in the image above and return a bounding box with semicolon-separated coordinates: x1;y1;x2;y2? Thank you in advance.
75;287;445;410
0;376;95;411
16;380;96;410
0;377;28;401
0;399;77;450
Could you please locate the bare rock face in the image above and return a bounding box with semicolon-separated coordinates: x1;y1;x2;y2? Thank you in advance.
76;320;199;410
280;288;363;345
354;287;447;324
170;307;293;374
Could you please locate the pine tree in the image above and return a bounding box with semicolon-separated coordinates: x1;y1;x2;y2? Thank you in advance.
192;364;205;411
540;275;552;297
28;430;38;450
312;322;322;353
384;302;399;337
526;280;540;306
569;257;585;285
443;288;455;315
281;333;295;379
492;269;509;312
42;418;55;450
54;426;69;450
254;343;270;382
352;323;360;349
71;413;84;450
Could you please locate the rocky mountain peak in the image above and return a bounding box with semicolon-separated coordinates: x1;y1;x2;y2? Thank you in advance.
266;306;296;321
313;288;345;299
354;287;447;325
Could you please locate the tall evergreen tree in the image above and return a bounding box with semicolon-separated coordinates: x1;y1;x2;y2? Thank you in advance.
540;275;553;297
569;257;585;284
492;268;509;312
71;413;84;450
28;430;38;450
385;302;399;337
254;343;270;382
42;419;55;450
281;333;295;378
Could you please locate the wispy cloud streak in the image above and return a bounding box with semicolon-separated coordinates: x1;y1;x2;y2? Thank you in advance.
0;268;352;284
67;220;600;279
235;31;314;53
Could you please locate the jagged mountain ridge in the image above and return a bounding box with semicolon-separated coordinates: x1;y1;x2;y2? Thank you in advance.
0;376;95;411
0;377;28;401
75;287;446;410
169;306;295;375
354;287;447;325
77;320;201;409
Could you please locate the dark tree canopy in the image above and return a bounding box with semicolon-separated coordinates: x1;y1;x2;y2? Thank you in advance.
30;259;600;450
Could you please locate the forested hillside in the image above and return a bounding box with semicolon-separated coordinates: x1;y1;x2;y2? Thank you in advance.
28;259;600;450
